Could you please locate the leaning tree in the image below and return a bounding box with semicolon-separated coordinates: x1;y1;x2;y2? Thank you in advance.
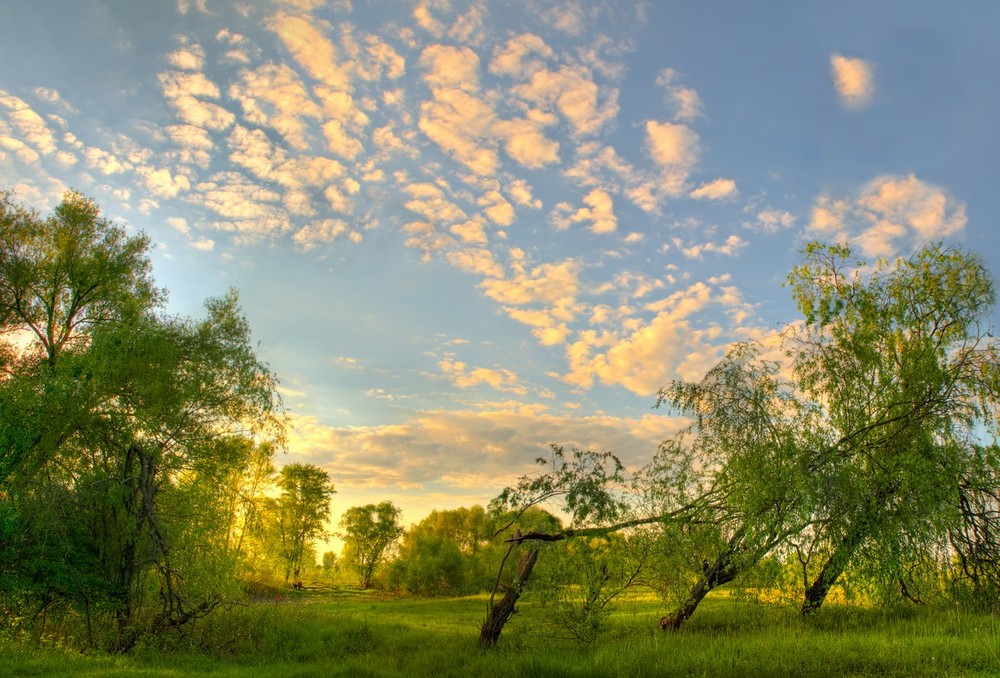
481;240;1000;645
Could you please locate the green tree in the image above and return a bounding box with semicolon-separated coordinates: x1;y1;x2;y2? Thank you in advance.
0;191;284;650
274;463;335;583
389;505;498;595
786;242;1000;613
339;501;404;589
486;240;1000;644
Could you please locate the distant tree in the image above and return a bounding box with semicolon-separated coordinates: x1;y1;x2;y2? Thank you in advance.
389;505;496;595
274;463;335;583
339;501;404;589
321;550;337;574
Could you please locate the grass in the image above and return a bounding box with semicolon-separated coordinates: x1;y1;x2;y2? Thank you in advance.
1;588;998;676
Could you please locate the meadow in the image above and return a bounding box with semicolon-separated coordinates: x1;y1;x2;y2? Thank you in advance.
2;588;998;677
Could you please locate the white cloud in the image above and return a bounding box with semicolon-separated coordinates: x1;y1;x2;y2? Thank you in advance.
679;234;748;259
744;209;796;234
830;54;874;109
655;68;703;121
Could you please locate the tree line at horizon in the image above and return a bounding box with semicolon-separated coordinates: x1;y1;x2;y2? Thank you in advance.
1;190;998;654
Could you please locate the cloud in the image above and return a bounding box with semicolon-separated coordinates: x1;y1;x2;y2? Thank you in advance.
644;120;700;197
167;44;206;71
743;209;796;234
645;120;699;169
563;281;741;395
439;359;524;393
0;94;58;157
227;63;323;150
514;64;618;137
270;12;353;92
493;112;560;168
807;174;967;257
482;258;578;308
490;33;554;79
689;178;737;201
555;187;617;234
158;71;235;131
418;45;499;175
293;218;360;250
189;171;290;236
284;405;686;493
830;54;874;109
678;234;748;259
655;68;703;121
191;236;215;251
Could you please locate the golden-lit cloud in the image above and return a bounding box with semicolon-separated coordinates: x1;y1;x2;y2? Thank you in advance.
645;120;699;169
293;218;361;250
284;405;687;491
158;71;235;131
439;359;524;393
689;178;737;201
514;64;618;137
490;33;554;79
563;281;740;394
0;93;58;158
808;174;966;257
557;188;618;234
167;44;206;71
270;13;353;92
227;63;322;151
679;234;748;259
830;54;874;109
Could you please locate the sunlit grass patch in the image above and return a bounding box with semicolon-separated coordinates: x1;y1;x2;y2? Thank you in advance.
2;592;999;676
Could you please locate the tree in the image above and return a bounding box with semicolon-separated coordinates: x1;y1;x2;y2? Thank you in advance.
273;463;335;583
0;191;284;650
483;240;1000;645
339;501;404;589
786;242;1000;613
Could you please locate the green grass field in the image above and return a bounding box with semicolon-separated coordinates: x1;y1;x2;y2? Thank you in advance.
2;589;998;676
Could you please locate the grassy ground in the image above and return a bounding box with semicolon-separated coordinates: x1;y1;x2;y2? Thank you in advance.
1;588;998;676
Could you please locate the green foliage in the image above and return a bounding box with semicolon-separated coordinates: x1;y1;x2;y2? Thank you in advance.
270;463;335;583
339;501;404;589
0;191;285;651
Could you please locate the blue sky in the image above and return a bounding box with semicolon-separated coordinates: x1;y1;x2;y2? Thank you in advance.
2;0;998;536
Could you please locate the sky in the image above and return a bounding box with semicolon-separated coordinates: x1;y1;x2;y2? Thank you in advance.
2;0;999;543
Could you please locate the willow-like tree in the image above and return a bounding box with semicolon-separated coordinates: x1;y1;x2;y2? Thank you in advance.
486;240;1000;643
786;242;1000;613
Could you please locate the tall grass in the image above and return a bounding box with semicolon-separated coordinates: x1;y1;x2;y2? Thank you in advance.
2;589;998;676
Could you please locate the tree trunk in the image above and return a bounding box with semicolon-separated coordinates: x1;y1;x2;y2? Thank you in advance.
479;547;538;649
660;547;739;630
801;525;865;615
